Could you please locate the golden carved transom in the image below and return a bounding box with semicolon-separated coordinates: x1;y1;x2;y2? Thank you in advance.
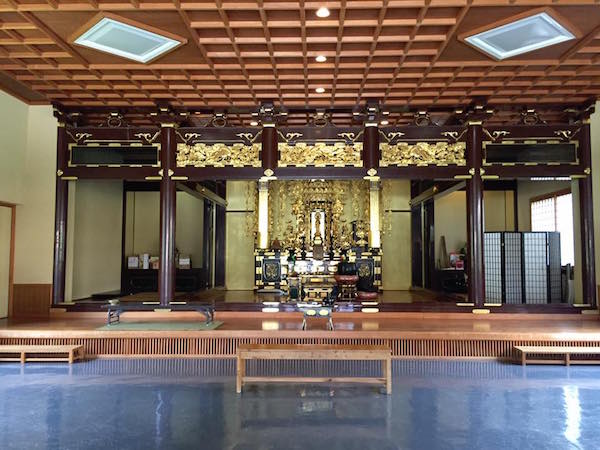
278;142;363;167
176;143;261;167
380;141;466;166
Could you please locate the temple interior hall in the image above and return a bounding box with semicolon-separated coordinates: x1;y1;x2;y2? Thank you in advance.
3;1;600;449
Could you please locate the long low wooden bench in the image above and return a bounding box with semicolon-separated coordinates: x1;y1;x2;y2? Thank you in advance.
104;302;215;325
236;344;392;394
515;346;600;366
0;345;85;364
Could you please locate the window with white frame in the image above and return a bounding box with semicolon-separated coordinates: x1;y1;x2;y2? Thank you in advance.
530;190;574;266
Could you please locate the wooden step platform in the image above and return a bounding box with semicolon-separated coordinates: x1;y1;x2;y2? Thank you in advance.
236;344;392;394
515;345;600;366
0;345;85;364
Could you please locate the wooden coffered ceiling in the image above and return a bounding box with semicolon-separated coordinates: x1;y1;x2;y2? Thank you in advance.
1;0;600;123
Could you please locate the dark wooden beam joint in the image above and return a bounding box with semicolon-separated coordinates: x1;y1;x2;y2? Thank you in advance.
158;125;177;306
466;122;485;308
261;125;278;177
363;124;380;175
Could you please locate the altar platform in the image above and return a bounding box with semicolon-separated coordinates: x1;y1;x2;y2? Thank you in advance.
1;307;599;362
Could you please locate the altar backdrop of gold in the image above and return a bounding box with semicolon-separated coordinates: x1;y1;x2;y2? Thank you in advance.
225;181;257;290
268;180;370;247
381;180;412;290
224;179;412;291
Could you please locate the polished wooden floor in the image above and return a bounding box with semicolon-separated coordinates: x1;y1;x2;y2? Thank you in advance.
83;289;462;304
1;311;599;335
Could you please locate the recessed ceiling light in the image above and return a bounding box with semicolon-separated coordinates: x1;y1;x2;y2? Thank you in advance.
315;55;327;63
250;120;259;126
461;11;575;60
316;7;330;18
315;87;325;93
380;120;389;126
73;14;186;63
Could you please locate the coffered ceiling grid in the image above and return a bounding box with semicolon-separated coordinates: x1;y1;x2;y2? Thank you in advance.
0;0;600;114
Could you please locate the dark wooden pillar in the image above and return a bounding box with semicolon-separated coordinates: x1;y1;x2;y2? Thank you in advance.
578;123;596;307
158;125;176;306
215;203;226;287
261;124;278;175
363;123;380;174
52;125;68;305
466;123;485;307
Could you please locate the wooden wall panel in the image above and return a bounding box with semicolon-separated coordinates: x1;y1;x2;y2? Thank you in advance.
1;334;599;361
12;284;51;317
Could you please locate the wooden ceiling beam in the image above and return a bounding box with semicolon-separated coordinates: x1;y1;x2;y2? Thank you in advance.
18;11;89;68
328;0;347;107
257;0;283;104
176;3;234;106
355;0;388;104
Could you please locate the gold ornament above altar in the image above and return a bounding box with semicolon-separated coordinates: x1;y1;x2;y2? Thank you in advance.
176;143;261;167
278;142;363;167
380;141;466;166
268;179;374;254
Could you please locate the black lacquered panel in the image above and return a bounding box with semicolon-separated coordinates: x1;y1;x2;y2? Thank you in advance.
484;143;577;164
70;145;159;166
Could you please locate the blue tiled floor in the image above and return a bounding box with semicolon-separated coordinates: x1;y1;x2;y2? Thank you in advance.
1;359;599;449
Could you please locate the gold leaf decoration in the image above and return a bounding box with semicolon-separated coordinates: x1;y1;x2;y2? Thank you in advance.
380;141;466;166
134;132;161;144
278;142;363;167
176;143;261;167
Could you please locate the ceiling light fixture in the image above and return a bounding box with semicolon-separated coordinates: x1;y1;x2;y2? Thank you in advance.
315;55;327;62
315;87;325;93
72;13;186;63
380;119;389;126
250;120;259;126
461;11;576;60
316;7;330;18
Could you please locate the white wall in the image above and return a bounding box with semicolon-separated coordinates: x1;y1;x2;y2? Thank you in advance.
12;105;57;284
176;192;204;268
0;91;27;205
434;189;515;266
124;191;160;256
69;180;123;300
124;190;204;268
434;191;467;265
0;206;11;318
484;191;515;232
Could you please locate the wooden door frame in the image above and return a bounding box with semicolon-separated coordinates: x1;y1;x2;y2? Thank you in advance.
0;202;16;319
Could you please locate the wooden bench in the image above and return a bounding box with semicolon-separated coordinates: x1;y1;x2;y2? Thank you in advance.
104;301;215;325
0;345;85;364
236;344;392;394
515;346;600;366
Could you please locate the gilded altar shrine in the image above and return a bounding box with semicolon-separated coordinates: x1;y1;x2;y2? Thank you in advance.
250;179;387;293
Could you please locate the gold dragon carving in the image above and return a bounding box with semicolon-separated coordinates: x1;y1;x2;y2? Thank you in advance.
380;141;466;166
176;131;261;167
176;142;261;167
278;142;363;167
